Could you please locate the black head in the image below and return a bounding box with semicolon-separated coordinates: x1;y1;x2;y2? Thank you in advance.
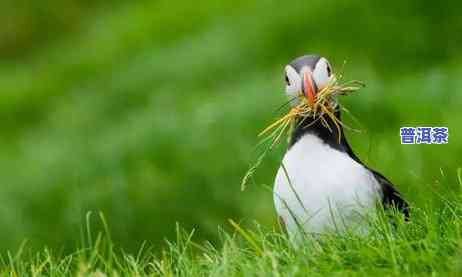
284;55;345;149
289;55;322;72
284;54;335;106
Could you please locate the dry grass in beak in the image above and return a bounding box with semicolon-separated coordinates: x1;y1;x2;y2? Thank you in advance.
259;76;364;146
241;74;364;190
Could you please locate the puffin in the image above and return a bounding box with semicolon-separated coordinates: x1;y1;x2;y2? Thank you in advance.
273;54;408;239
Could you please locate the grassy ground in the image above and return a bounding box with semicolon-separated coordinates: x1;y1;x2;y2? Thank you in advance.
3;197;462;276
1;0;462;275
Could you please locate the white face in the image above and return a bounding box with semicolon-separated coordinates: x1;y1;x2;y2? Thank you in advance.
284;57;335;106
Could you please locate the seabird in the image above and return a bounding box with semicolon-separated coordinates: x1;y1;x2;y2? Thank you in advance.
274;54;408;239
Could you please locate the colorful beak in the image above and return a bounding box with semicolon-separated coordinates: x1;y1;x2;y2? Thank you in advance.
302;71;317;106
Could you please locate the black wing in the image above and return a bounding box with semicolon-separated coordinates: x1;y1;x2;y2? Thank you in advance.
339;131;410;219
370;169;409;219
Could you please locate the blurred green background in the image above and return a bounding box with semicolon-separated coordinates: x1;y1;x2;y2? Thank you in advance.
1;0;461;253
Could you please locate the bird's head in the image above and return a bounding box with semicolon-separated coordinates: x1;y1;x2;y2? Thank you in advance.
284;54;336;107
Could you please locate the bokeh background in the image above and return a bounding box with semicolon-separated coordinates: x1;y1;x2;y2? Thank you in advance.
1;0;461;253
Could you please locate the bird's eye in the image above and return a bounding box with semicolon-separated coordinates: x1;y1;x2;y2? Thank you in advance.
285;74;290;86
326;64;331;77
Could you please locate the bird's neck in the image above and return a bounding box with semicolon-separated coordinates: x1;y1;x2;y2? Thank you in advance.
289;110;346;151
288;109;364;165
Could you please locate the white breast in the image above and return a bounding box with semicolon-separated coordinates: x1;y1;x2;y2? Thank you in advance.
274;134;381;239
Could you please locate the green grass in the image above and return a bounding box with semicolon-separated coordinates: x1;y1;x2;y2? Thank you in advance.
3;195;462;276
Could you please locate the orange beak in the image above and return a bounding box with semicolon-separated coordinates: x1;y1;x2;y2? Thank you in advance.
303;71;317;106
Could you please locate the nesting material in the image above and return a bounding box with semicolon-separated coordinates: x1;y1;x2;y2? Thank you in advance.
241;74;364;190
260;77;364;147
